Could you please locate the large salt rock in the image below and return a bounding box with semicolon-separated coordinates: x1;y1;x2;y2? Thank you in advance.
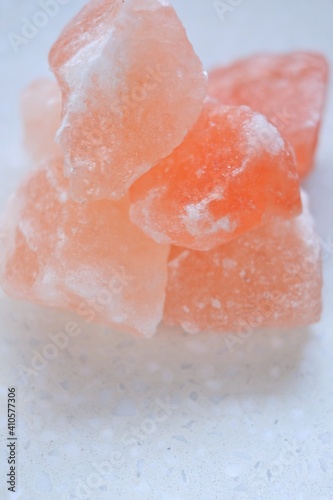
21;79;62;162
164;193;322;334
130;100;301;251
208;52;328;178
0;160;169;337
49;0;207;202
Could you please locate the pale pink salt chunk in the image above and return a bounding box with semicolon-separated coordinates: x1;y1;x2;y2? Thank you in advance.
21;79;62;162
0;160;169;337
49;0;207;202
164;193;322;333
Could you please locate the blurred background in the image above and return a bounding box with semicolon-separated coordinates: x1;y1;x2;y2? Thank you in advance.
0;1;333;499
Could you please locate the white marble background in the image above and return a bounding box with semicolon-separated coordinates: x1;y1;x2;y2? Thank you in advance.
0;0;333;499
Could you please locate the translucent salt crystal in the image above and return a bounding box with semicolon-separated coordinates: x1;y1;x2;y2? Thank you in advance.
208;52;329;178
21;79;62;162
49;0;207;202
0;160;169;337
130;99;301;251
164;192;322;333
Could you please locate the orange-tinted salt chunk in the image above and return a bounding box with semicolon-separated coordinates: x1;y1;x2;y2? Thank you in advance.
49;0;207;202
21;79;62;162
0;161;169;337
130;100;301;251
209;52;328;178
164;193;322;334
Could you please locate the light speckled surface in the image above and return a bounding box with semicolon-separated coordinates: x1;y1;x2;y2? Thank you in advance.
0;1;333;499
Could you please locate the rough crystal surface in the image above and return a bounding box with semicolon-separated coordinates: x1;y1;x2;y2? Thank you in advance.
21;79;62;162
208;52;328;178
49;0;207;202
164;193;322;334
0;161;169;337
130;99;302;251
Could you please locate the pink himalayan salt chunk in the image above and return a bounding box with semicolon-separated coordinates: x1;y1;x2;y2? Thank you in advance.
208;52;329;178
164;192;322;334
21;79;62;162
0;160;169;337
130;99;302;251
49;0;207;202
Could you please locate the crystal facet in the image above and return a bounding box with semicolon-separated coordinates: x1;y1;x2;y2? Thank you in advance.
130;100;301;250
0;161;169;337
164;193;322;333
209;52;328;178
49;0;207;202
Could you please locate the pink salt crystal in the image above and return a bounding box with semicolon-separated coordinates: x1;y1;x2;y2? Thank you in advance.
0;160;169;337
208;52;329;178
164;192;322;334
49;0;207;202
130;99;302;251
21;79;62;162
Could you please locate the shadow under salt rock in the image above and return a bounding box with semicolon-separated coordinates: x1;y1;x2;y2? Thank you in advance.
0;294;311;424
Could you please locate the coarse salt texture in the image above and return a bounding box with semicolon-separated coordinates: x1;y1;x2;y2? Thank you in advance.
49;0;207;202
21;78;63;162
0;160;169;337
208;52;329;178
130;99;302;251
164;192;322;334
